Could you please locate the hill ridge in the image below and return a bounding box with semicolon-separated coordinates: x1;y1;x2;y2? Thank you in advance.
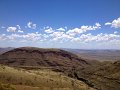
0;47;89;68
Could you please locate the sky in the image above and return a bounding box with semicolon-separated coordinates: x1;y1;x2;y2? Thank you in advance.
0;0;120;49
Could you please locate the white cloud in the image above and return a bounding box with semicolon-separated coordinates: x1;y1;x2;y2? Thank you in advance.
1;30;120;48
2;33;43;42
50;31;64;37
71;37;80;42
27;21;36;29
0;32;50;42
66;23;101;36
18;30;24;33
16;25;21;29
6;34;21;40
0;34;7;40
70;32;120;43
7;27;17;32
22;32;42;41
49;31;73;42
47;30;120;44
57;28;65;31
105;22;111;25
16;25;24;33
21;32;48;42
105;17;120;28
79;33;120;42
2;21;120;47
95;23;101;27
44;23;101;42
114;31;118;34
6;25;24;33
66;28;82;36
44;27;54;33
43;26;50;29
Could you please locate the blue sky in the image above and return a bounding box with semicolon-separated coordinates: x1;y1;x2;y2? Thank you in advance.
0;0;120;49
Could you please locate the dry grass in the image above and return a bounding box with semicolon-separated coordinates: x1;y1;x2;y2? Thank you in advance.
0;64;95;90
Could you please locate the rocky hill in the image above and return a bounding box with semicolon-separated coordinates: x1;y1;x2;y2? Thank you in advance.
0;47;120;90
0;47;89;68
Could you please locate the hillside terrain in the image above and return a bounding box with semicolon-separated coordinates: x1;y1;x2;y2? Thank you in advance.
0;47;120;90
0;47;88;66
0;64;95;90
76;61;120;90
0;47;89;76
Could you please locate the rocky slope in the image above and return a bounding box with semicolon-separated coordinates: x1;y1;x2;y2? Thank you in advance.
75;61;120;90
0;47;120;90
0;47;89;69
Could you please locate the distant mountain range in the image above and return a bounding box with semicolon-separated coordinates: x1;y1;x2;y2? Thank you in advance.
64;49;120;61
0;47;14;54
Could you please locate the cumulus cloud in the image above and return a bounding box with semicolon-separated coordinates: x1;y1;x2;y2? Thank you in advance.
49;31;73;42
44;27;54;33
0;34;7;40
50;31;64;37
1;32;44;42
71;33;120;43
43;23;101;42
95;23;101;27
38;32;120;43
6;34;21;40
27;21;36;29
105;22;111;25
56;28;65;31
66;23;101;36
16;25;24;33
6;25;24;33
1;30;120;46
16;25;21;29
18;30;24;33
105;17;120;28
22;32;48;42
2;21;120;47
7;27;17;32
21;32;42;41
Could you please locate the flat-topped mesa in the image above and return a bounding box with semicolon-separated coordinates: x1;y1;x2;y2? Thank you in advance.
0;47;89;68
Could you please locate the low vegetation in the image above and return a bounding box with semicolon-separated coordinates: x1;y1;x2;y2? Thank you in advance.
0;83;15;90
75;61;120;90
0;64;95;90
0;47;120;90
